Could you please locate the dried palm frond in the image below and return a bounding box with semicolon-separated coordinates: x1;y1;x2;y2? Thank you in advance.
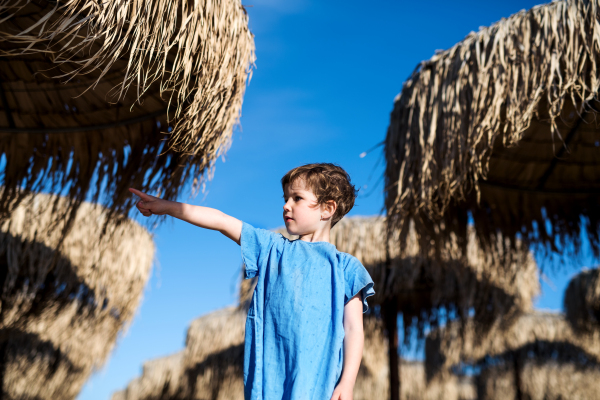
385;0;600;258
564;267;600;334
240;216;539;335
0;0;255;234
0;191;154;400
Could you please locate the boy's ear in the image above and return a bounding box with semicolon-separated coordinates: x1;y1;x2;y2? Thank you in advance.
322;200;337;219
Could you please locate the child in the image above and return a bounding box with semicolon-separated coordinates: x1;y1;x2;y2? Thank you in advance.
129;163;374;400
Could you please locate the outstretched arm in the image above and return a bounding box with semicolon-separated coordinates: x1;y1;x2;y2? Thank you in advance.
129;188;243;245
330;294;364;400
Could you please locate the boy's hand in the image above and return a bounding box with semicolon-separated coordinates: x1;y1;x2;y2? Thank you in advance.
330;382;353;400
129;188;171;217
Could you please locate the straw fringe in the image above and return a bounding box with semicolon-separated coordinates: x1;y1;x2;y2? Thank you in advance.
0;0;255;233
0;191;154;399
385;0;600;255
564;266;600;334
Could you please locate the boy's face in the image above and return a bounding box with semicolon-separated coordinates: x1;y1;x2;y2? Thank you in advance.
282;178;324;236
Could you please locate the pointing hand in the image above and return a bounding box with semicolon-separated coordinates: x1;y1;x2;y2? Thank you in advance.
129;188;170;217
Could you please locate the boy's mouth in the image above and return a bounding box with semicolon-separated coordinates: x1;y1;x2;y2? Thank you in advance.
284;216;293;222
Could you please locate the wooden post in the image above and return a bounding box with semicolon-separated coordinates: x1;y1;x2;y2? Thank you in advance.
512;353;523;400
383;299;400;400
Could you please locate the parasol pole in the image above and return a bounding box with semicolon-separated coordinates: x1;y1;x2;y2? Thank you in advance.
383;297;400;400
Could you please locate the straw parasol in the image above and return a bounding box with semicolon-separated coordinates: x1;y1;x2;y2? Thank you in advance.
111;307;246;400
111;352;186;400
385;0;600;259
477;360;600;400
425;311;600;385
183;306;246;400
0;0;255;231
397;361;476;400
355;316;476;400
0;191;154;399
564;266;600;334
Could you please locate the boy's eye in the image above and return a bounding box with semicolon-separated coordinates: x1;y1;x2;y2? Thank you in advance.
294;196;302;201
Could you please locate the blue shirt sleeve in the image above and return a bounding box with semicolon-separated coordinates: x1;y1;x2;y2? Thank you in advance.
344;255;375;313
240;222;280;279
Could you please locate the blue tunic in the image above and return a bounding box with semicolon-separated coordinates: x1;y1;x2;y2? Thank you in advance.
241;222;375;400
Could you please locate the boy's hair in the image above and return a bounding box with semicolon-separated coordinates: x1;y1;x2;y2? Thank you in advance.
281;163;358;227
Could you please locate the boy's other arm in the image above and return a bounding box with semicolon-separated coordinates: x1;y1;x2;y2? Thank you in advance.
330;294;364;400
129;188;243;245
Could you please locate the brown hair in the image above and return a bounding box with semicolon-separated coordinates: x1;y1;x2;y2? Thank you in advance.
281;163;358;227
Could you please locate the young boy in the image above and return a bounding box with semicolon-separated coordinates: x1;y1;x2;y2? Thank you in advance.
130;163;374;400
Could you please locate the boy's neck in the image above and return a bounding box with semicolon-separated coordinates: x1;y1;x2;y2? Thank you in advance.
298;226;331;243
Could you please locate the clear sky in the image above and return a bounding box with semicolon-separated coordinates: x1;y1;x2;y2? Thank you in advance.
77;1;587;399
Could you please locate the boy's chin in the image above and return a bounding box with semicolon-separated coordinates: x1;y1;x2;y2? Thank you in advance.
284;224;301;236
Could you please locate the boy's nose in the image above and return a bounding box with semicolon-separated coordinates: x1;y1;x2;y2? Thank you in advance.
283;202;291;212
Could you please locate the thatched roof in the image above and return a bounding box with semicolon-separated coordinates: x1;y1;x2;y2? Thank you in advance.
477;360;600;400
184;307;246;364
0;0;255;232
425;311;600;381
397;361;475;400
356;316;476;400
564;266;600;334
112;312;476;400
385;0;600;257
183;307;246;400
240;216;539;334
0;191;154;399
111;352;186;400
112;307;246;400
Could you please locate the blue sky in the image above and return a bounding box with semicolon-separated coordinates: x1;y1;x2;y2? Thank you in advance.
77;1;585;399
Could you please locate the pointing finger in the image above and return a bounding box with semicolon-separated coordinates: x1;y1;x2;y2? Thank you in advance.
129;188;154;202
